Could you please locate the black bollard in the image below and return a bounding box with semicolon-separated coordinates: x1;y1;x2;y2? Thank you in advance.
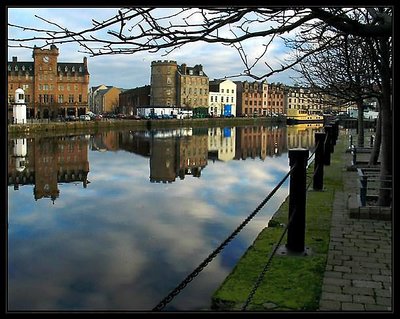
287;148;309;253
349;134;353;149
324;125;333;165
359;175;367;206
313;132;326;191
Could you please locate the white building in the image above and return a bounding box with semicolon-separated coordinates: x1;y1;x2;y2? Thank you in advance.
13;88;27;124
208;80;237;117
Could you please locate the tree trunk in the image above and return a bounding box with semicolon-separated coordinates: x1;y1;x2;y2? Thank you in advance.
356;99;364;147
377;37;392;207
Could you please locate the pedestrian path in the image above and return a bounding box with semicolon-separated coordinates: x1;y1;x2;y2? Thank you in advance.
318;140;392;311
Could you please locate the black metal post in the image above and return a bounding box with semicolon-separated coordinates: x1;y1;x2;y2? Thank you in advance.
370;135;374;147
324;125;332;165
360;175;367;206
349;134;353;148
313;132;326;191
287;148;309;253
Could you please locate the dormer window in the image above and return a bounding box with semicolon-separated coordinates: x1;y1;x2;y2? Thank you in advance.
8;65;11;71
79;66;82;72
58;66;61;72
65;66;68;72
22;65;25;71
15;65;18;71
72;66;75;72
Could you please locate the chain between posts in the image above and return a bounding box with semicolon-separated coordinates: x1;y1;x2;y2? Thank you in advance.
152;165;295;311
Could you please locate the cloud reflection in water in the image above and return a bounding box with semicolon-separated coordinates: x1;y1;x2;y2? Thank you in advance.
8;130;292;311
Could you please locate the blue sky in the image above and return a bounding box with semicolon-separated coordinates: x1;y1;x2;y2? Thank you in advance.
8;7;296;90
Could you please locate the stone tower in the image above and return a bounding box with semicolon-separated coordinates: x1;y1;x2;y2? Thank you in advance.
150;60;178;106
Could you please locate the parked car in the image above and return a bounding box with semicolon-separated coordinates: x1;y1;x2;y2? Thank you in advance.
127;114;141;120
79;114;91;121
65;115;78;121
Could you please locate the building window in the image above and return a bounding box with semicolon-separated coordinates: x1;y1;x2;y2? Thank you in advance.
58;95;64;103
79;94;82;102
221;89;224;93
69;94;74;103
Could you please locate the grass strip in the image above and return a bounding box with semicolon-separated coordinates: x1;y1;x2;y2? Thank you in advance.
211;132;347;311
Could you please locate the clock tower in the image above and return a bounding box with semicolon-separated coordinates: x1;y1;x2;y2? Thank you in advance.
33;45;59;116
33;44;59;74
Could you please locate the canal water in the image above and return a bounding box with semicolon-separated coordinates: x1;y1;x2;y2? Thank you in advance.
7;123;322;311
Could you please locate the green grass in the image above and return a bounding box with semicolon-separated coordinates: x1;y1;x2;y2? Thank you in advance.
211;133;347;311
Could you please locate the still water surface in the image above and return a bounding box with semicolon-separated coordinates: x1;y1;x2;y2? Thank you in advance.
8;124;321;311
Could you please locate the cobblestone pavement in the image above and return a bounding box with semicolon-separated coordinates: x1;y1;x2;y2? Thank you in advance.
318;138;392;312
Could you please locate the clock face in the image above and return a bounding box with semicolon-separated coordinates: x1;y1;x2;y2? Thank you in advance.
43;56;50;63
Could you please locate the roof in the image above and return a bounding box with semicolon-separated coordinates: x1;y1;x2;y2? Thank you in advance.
177;64;208;77
7;62;34;76
8;60;89;76
96;86;121;97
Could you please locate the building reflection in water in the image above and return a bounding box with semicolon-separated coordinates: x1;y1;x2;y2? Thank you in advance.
286;123;324;149
8;136;90;203
8;124;323;199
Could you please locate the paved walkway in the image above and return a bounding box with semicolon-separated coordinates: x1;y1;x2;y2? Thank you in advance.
318;138;392;311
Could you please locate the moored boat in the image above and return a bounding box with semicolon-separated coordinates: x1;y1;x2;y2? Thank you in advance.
286;108;324;124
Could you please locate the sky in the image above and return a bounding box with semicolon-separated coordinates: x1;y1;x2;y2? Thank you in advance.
7;7;297;90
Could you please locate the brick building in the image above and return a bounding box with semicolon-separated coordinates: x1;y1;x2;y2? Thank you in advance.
267;83;286;115
119;85;151;115
7;45;89;120
236;80;268;117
